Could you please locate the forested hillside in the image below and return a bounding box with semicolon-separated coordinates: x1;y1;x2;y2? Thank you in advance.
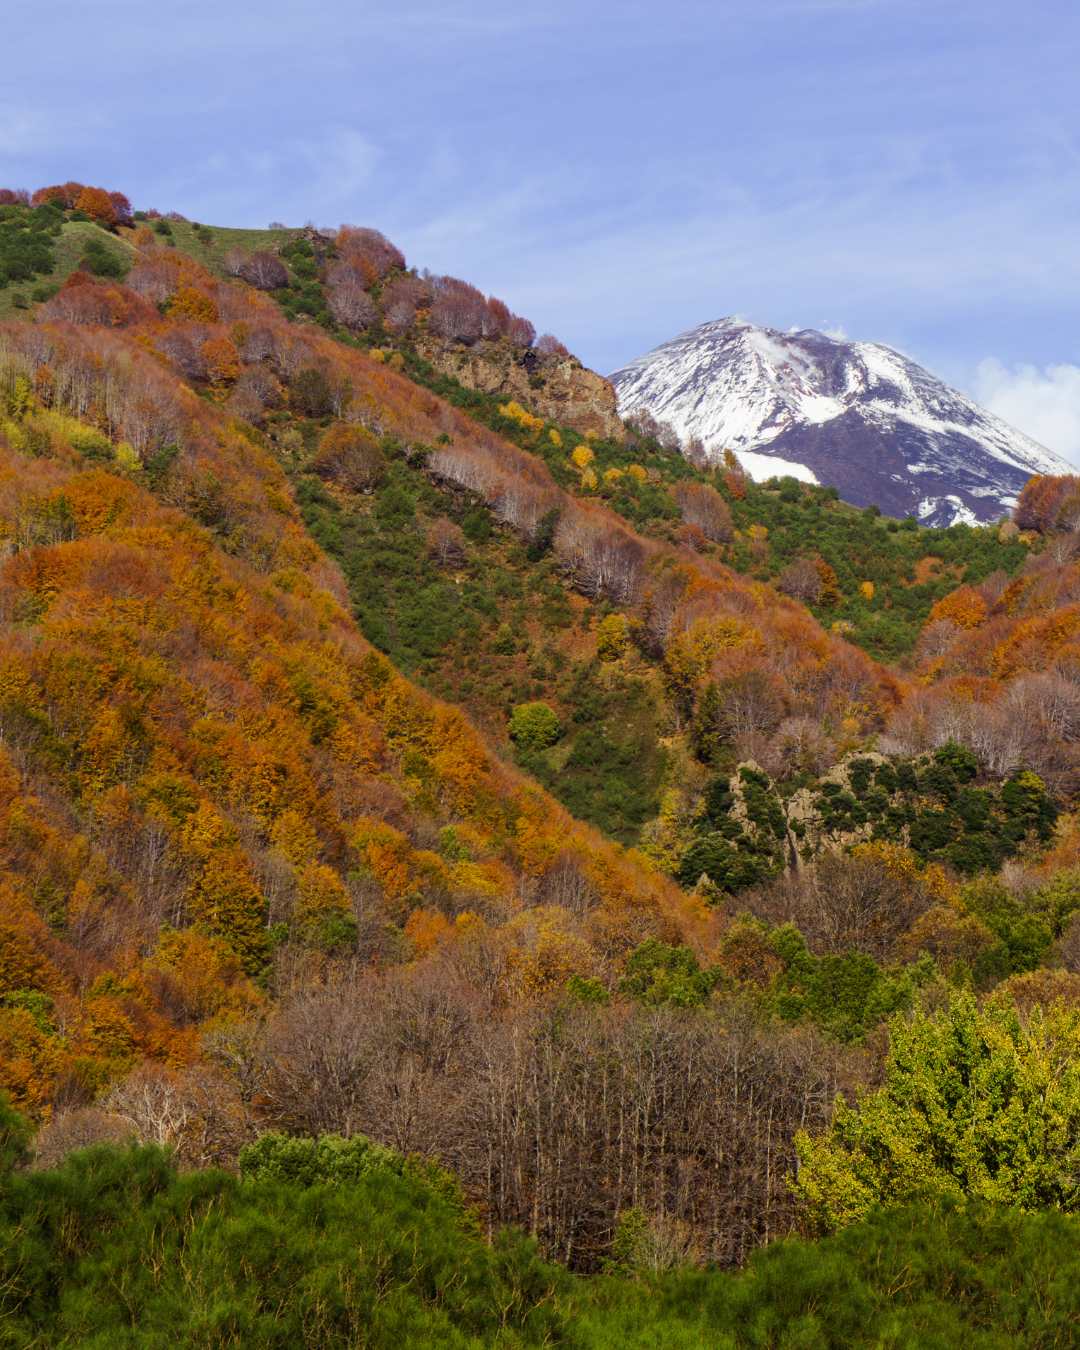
2;180;1080;1341
1;185;1037;667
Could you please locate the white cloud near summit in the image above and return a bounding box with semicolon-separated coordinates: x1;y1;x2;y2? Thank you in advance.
973;359;1080;469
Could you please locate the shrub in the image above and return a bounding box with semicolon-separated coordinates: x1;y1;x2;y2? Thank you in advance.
311;424;385;492
238;250;289;290
0;1093;30;1173
238;1131;401;1186
79;236;128;279
596;612;630;660
290;366;335;417
619;940;720;1008
793;994;1080;1232
509;701;561;751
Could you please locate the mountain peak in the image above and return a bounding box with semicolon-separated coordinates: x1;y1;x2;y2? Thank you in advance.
610;319;1071;525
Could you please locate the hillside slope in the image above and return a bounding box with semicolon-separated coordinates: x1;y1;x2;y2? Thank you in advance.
3;191;1080;1287
0;298;711;1112
0;237;931;1110
51;206;1035;664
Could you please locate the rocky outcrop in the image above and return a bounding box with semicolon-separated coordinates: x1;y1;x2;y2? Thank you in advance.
415;337;622;440
785;753;893;857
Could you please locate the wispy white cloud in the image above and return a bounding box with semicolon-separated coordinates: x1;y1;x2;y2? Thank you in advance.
0;109;47;156
0;104;106;160
422;132;1080;372
167;127;381;226
972;360;1080;468
5;0;1076;395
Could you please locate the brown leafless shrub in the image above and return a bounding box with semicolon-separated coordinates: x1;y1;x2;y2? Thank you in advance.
426;516;467;569
758;716;834;780
40;285;116;327
227;365;281;422
254;976;378;1136
240;325;277;363
126;257;178;304
915;617;962;663
536;333;569;360
507;315;536;348
428;276;487;344
243;966;864;1270
381;274;430;333
239;251;289;290
102;1062;252;1168
326;261;377;330
776;557;823;604
554;511;646;603
744;851;933;962
158;327;209;381
884;674;1080;794
336;226;405;282
535;852;601;917
674;481;733;542
32;1107;133;1170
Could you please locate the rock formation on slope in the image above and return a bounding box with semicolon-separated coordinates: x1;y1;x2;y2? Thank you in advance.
416;336;622;440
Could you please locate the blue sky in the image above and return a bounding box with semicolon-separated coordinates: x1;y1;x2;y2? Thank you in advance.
4;0;1080;457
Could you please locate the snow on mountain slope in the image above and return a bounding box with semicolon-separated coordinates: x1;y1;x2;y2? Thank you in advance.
610;318;1071;526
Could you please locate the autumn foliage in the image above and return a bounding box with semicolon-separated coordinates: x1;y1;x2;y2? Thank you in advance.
0;267;718;1107
28;182;132;228
1015;474;1080;533
5;215;1080;1296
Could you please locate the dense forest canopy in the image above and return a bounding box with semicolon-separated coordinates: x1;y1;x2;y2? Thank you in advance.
1;179;1080;1341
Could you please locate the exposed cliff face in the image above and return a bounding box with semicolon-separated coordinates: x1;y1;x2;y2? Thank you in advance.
415;336;622;440
785;754;892;857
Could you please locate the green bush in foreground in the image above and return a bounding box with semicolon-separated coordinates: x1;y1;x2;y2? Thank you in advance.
576;1198;1080;1348
2;1092;1080;1347
0;1134;564;1347
794;993;1080;1232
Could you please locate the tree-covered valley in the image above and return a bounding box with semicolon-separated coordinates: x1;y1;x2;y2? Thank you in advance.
1;180;1080;1345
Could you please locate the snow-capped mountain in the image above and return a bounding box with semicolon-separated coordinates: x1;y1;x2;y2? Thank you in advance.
610;318;1071;526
